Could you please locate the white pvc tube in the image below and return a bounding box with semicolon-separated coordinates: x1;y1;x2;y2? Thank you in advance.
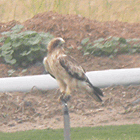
0;74;58;92
0;68;140;92
86;68;140;88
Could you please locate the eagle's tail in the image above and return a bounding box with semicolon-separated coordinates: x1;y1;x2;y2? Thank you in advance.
86;79;103;102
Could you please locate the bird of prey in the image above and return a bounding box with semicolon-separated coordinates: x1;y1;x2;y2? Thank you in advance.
43;37;103;102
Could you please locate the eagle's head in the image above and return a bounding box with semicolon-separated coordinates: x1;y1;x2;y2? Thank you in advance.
47;37;65;53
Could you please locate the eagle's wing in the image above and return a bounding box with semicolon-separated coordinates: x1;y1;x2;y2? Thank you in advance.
59;55;103;102
59;55;87;81
43;57;55;79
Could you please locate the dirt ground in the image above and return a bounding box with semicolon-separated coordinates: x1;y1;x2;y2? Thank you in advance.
0;12;140;132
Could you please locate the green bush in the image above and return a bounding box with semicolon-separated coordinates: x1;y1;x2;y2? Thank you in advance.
81;36;140;56
0;25;54;67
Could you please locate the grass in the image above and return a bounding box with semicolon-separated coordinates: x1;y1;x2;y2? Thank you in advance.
0;0;140;23
0;124;140;140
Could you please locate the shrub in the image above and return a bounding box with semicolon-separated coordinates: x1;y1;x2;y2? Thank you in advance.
0;25;54;67
81;36;140;56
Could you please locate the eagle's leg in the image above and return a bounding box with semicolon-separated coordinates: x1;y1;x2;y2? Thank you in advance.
58;91;65;101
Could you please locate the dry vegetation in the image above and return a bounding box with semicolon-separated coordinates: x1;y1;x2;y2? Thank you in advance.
0;0;140;22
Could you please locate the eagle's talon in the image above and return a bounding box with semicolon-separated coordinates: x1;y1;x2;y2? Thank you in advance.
59;95;65;102
59;94;71;103
64;95;71;102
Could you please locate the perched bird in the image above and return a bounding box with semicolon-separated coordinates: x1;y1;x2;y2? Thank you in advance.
43;37;103;102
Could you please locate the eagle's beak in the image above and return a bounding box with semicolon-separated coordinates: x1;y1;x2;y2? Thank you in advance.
59;37;65;44
62;39;65;43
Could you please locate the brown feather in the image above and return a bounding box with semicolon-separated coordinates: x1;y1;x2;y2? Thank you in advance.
59;55;86;81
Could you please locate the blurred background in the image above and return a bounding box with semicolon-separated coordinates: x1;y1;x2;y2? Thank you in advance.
0;0;140;23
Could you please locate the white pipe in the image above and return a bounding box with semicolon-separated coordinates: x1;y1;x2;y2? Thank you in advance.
0;74;58;92
86;68;140;88
0;68;140;92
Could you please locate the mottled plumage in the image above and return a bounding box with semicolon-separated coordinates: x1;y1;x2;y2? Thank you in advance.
43;37;103;102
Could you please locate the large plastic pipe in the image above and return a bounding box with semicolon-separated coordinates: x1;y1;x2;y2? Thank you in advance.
0;68;140;92
87;68;140;88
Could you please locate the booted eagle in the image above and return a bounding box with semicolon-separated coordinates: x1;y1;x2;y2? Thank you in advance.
43;37;103;102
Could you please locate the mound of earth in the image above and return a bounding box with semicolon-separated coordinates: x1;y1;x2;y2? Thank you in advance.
0;12;140;132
